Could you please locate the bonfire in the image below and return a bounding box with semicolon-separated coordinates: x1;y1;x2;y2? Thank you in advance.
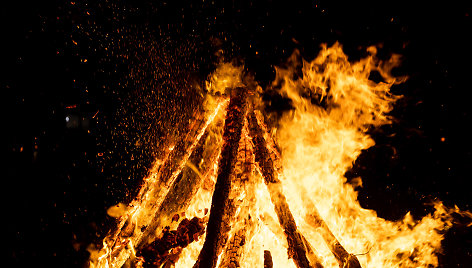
88;43;464;268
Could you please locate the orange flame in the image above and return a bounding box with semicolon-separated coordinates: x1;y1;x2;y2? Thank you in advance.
89;97;228;268
90;43;466;268
269;43;452;267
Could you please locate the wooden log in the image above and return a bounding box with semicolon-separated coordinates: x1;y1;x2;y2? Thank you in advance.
248;110;323;268
261;212;323;267
94;100;227;268
301;232;325;268
138;217;206;267
252;110;361;268
193;87;250;268
218;227;246;268
138;113;225;249
306;208;361;268
217;118;258;268
138;98;227;216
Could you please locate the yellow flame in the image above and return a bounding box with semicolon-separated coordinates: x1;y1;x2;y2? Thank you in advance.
272;42;451;267
106;203;129;218
91;43;465;268
89;97;228;268
206;62;244;95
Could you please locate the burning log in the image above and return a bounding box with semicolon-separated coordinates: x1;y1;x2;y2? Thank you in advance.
193;87;250;268
306;208;361;268
218;227;247;268
251;110;361;268
217;117;258;268
248;110;324;268
138;121;224;249
138;217;206;267
261;212;323;267
302;233;330;268
137;133;208;248
93;100;226;268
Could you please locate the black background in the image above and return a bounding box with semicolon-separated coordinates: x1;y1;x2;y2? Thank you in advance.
3;0;472;267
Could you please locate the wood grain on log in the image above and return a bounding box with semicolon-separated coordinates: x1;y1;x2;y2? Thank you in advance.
193;87;249;268
218;227;246;268
138;116;224;249
217;117;258;268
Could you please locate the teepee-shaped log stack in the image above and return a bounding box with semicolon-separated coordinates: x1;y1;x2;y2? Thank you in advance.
192;87;361;268
96;86;362;268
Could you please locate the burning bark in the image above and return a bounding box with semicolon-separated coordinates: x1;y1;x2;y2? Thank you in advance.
218;227;247;268
138;119;224;249
193;87;249;268
138;217;206;267
252;109;361;268
306;208;361;268
248;110;324;268
91;100;227;268
217;115;259;268
91;46;460;268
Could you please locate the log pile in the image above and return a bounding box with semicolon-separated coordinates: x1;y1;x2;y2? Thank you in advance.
98;106;216;268
99;86;363;268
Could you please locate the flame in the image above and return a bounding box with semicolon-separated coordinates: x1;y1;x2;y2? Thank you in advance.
90;44;465;268
89;96;228;268
206;62;244;95
270;42;452;267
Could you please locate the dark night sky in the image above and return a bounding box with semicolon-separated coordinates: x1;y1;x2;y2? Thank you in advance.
3;1;472;267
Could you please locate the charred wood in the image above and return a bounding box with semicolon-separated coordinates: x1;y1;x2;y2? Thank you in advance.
306;209;361;268
252;110;360;268
218;227;247;268
248;110;323;268
138;217;205;267
138;122;224;248
217;118;258;268
100;106;215;268
193;87;249;268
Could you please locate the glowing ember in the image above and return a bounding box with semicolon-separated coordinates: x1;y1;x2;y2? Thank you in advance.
89;43;468;268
